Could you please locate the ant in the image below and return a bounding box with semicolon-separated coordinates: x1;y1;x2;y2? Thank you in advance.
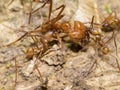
91;16;120;72
3;1;120;88
101;12;120;70
88;16;110;55
102;12;120;32
2;1;65;88
101;12;120;56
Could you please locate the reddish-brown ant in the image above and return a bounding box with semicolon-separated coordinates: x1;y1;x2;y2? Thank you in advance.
2;1;65;88
101;12;120;56
102;12;120;32
3;1;120;88
101;12;120;70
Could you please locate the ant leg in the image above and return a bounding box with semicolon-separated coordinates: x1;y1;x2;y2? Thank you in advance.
115;56;120;71
48;0;52;20
29;34;48;52
89;16;100;35
45;14;64;25
52;4;65;18
32;0;52;20
55;32;63;50
2;29;42;47
32;2;47;14
7;0;14;6
104;29;119;70
90;16;94;29
26;34;44;82
33;50;44;82
30;35;40;48
12;54;25;89
104;29;115;45
14;57;18;89
103;29;117;55
28;0;33;24
110;54;120;71
112;31;119;71
34;60;44;82
34;14;64;30
113;33;118;56
3;32;28;47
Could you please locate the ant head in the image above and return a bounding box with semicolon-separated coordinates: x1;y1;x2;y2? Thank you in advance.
102;12;118;31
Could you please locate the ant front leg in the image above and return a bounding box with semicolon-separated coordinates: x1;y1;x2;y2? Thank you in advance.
12;54;26;89
2;29;42;47
25;34;44;82
3;32;28;47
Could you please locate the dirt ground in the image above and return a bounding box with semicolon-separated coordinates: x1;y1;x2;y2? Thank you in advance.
0;0;120;90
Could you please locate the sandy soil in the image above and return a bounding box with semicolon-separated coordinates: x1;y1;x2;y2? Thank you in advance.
0;0;120;90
